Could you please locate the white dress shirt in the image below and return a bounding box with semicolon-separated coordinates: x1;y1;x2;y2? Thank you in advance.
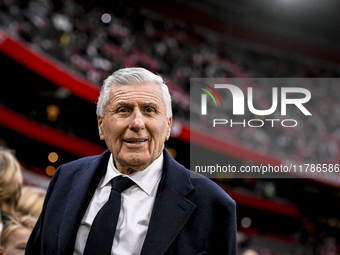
73;153;163;255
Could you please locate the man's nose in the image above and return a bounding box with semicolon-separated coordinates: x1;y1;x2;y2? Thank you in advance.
129;109;145;130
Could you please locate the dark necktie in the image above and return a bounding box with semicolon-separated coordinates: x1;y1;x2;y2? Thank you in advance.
83;176;135;255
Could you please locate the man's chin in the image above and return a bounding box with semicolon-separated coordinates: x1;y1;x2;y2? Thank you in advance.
117;153;152;171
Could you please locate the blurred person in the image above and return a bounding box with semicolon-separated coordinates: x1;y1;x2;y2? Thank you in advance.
16;187;46;218
26;67;237;255
0;215;36;255
0;147;23;234
241;248;262;255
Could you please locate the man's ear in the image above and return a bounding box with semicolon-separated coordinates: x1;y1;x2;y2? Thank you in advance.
97;116;104;140
165;117;173;141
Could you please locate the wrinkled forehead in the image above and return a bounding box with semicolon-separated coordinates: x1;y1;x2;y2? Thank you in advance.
107;82;165;106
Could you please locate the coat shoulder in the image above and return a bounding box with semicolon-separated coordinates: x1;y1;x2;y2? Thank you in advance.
189;170;235;206
59;154;99;170
164;150;235;208
56;150;109;176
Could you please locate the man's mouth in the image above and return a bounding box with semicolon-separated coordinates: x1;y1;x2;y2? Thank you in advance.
123;139;148;144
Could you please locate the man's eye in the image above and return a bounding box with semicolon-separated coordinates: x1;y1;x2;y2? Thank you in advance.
118;108;128;113
145;107;155;113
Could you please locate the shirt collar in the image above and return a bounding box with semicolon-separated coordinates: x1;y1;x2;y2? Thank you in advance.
100;153;163;196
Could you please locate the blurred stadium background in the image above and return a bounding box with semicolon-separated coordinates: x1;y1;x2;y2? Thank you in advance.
1;0;340;254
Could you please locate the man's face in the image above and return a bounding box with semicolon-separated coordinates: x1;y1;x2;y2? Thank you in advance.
98;83;172;174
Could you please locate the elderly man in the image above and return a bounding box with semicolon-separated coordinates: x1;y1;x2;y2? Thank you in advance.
26;68;237;255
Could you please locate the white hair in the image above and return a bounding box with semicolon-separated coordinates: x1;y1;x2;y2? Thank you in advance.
96;67;172;119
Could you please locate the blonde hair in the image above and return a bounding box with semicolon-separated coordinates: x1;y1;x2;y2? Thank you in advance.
0;215;36;247
0;147;23;215
17;186;46;218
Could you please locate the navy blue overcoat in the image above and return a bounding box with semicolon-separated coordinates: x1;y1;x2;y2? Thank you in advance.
26;149;237;255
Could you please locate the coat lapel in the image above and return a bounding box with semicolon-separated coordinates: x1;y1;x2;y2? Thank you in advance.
57;150;110;255
141;149;196;255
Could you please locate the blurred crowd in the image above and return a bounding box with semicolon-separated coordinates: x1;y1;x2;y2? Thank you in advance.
0;147;46;255
1;0;340;164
